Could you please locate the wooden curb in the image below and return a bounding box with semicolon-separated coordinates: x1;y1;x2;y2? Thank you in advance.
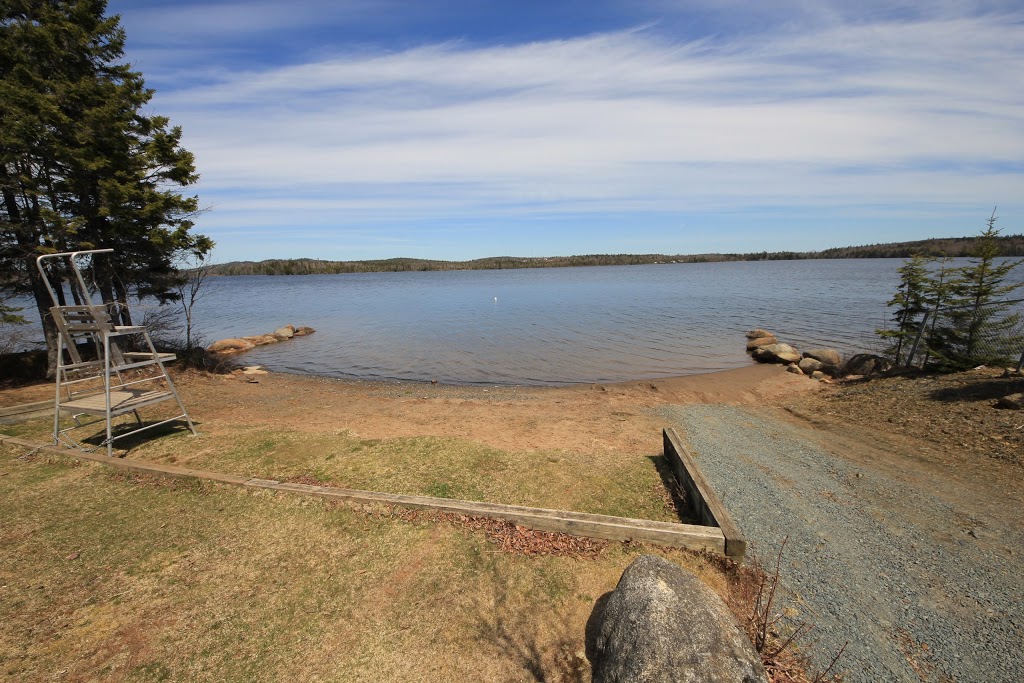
663;427;747;559
0;401;54;424
0;435;726;554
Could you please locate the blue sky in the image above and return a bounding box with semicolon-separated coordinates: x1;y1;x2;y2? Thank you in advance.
107;0;1024;263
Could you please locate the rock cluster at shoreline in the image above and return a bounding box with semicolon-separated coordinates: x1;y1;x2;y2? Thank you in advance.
208;324;315;354
744;329;844;380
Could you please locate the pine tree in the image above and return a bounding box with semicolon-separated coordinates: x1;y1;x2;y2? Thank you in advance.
928;211;1023;370
0;0;211;371
919;257;955;368
877;254;930;365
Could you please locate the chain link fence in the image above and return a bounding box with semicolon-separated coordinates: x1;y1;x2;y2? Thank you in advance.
906;298;1024;371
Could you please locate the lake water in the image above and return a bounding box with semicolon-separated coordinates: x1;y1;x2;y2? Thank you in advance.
191;259;905;385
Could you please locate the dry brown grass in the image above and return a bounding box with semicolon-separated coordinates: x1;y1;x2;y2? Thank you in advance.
0;446;731;683
0;366;828;681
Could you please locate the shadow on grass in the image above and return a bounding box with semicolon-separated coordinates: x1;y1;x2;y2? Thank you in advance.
72;418;200;454
474;571;590;683
646;454;698;525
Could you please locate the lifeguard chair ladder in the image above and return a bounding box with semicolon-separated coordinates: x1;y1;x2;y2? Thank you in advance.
37;249;197;457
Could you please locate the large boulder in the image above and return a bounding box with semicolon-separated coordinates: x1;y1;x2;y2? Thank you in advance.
798;357;823;374
293;326;316;337
819;363;842;378
753;343;801;364
274;325;296;339
588;555;767;683
803;348;843;366
841;353;891;377
745;329;774;340
208;338;255;354
745;336;777;352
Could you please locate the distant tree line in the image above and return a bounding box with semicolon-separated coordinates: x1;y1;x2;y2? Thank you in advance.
205;235;1024;276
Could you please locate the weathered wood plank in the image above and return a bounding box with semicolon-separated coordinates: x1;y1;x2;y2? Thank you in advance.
0;401;53;418
60;389;173;415
663;427;747;559
249;479;724;551
0;436;250;485
1;435;726;554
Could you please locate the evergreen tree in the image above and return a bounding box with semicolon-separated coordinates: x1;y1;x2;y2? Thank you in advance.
0;0;211;370
919;257;955;368
877;254;930;365
928;211;1023;370
1;299;24;324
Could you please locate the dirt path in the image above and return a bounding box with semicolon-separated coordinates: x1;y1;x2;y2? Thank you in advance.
665;402;1023;682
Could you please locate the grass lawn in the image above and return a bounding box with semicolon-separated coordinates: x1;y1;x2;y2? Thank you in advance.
0;445;728;683
2;409;682;524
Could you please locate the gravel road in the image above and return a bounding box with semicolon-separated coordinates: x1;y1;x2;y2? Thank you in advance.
661;404;1023;683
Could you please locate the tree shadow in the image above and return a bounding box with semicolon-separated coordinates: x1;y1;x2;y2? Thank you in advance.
928;377;1024;403
646;454;698;525
473;571;590;683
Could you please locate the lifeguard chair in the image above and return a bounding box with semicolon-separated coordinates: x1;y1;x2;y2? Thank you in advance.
37;249;197;456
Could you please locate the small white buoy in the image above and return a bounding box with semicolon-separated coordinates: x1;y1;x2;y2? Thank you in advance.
493;296;498;302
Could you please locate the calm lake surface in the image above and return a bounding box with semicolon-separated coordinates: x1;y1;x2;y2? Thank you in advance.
193;259;906;385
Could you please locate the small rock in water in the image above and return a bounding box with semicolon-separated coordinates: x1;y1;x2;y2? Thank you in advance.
754;343;801;364
746;336;777;351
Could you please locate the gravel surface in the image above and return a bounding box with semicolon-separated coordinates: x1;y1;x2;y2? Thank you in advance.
661;404;1023;683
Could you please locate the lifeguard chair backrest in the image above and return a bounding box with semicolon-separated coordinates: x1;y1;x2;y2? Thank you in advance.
50;304;126;366
36;249;115;309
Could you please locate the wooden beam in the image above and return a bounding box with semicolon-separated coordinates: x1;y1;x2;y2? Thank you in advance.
0;435;726;554
0;400;53;418
663;428;747;559
0;401;54;425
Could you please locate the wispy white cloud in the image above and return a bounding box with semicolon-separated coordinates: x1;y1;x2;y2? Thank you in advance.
119;2;1024;258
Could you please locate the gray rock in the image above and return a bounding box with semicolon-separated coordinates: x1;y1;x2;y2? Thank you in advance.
811;370;826;380
293;326;316;337
241;334;279;346
745;329;774;340
753;343;801;364
841;353;891;377
207;338;255;354
798;357;823;374
803;348;843;366
273;325;295;339
995;393;1024;410
787;364;804;374
746;336;778;352
819;363;842;378
588;554;767;683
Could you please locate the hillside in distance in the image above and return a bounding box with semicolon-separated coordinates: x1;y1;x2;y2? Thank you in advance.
207;234;1024;276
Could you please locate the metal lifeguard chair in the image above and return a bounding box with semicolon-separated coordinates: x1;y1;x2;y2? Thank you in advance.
37;249;197;456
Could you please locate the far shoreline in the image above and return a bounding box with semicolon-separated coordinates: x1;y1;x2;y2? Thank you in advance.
204;234;1024;276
